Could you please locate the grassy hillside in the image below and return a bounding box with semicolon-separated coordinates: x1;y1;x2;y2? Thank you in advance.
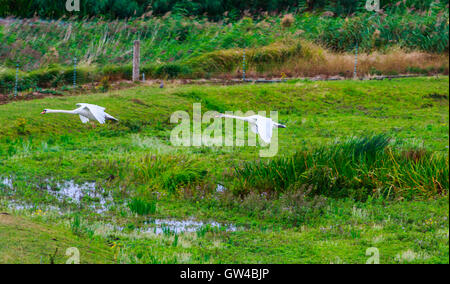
1;8;448;92
0;77;448;263
2;11;448;71
0;213;114;264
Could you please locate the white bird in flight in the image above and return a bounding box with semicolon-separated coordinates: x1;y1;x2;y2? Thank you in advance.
41;103;118;124
216;113;286;144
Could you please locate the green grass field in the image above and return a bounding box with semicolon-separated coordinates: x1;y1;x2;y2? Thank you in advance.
0;77;448;264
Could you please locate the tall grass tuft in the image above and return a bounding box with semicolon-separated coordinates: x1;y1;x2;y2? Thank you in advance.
231;135;449;201
128;197;157;216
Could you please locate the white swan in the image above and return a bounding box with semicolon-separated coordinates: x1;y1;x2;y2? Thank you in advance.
41;103;118;124
216;113;286;144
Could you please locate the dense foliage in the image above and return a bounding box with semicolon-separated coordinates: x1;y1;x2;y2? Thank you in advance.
0;0;447;19
0;1;448;91
0;10;448;67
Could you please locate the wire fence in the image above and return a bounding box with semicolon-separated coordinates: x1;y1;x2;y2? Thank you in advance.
0;49;144;96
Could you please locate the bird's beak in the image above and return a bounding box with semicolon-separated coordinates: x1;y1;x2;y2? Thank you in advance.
41;111;46;114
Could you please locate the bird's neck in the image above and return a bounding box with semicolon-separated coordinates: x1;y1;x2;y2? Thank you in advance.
221;114;249;121
46;109;77;114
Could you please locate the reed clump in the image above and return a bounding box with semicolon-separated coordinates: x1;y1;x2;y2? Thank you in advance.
231;135;449;201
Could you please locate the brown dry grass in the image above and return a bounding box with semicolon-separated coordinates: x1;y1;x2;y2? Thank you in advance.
281;14;295;28
241;42;449;78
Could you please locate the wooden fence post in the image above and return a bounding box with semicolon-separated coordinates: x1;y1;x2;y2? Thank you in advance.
133;40;140;82
353;42;358;79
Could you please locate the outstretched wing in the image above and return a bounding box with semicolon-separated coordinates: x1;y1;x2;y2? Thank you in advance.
256;117;273;144
76;103;106;111
87;106;106;124
105;113;119;122
78;104;106;124
79;115;89;123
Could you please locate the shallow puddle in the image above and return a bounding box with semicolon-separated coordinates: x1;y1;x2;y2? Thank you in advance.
0;177;13;189
1;177;239;235
143;218;238;235
5;201;35;211
46;180;113;213
216;184;226;193
2;199;62;213
0;177;112;214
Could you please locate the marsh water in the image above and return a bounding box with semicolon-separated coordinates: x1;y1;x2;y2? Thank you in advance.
143;218;237;234
0;176;238;235
1;177;112;214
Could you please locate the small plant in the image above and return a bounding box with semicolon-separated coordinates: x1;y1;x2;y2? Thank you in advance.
161;224;175;237
155;63;187;79
70;214;82;236
281;14;295;28
48;248;59;265
99;76;110;92
241;192;270;213
14;118;28;135
281;184;327;213
196;224;221;238
424;93;449;100
172;234;179;247
128;197;157;215
402;149;428;163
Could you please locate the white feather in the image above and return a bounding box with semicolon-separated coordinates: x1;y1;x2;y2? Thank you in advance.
79;115;89;123
255;116;273;144
217;114;284;144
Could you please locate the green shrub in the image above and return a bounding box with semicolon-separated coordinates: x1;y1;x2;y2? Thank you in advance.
155;63;191;79
14;118;28;135
28;66;61;87
141;64;158;78
102;65;132;80
99;76;110;92
0;68;17;94
186;40;306;75
162;168;205;193
25;65;97;88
